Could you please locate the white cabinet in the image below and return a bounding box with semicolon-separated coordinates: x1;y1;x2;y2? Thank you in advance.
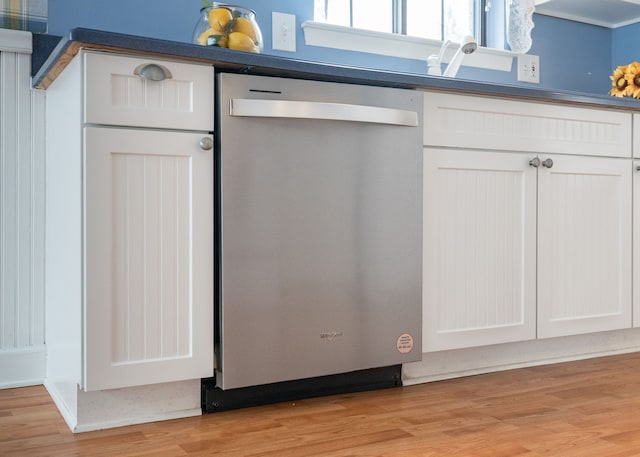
537;155;631;338
84;127;213;391
633;114;640;327
423;92;633;352
46;51;215;394
423;149;537;351
635;161;640;328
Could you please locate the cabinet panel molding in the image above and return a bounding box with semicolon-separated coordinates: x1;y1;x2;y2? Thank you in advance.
110;153;192;363
110;74;194;113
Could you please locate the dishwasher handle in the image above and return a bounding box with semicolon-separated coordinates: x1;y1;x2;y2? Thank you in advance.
229;98;419;127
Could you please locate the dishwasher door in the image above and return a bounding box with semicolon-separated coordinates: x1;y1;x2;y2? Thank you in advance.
217;73;423;390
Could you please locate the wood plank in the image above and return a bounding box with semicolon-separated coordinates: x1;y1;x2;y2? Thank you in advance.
5;353;640;455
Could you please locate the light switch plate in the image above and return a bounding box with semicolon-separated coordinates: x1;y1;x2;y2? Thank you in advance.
272;12;296;52
517;54;540;84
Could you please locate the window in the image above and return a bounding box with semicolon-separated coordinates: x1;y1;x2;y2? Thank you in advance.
314;0;486;45
306;0;514;74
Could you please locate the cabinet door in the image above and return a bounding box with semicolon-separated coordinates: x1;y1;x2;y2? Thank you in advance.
423;148;537;351
84;127;214;391
635;162;640;327
537;155;631;338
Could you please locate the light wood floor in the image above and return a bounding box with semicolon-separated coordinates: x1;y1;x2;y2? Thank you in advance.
4;353;640;456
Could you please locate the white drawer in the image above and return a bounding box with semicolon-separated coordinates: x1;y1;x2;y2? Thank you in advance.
84;51;214;131
424;91;632;158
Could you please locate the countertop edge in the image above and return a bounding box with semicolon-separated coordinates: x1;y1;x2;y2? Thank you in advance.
31;28;640;112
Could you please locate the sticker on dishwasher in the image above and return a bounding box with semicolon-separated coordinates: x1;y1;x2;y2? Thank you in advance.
396;333;414;354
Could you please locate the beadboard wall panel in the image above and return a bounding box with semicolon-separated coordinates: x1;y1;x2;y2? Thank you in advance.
0;32;46;388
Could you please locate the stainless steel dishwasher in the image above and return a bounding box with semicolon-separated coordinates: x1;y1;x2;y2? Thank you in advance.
215;73;423;395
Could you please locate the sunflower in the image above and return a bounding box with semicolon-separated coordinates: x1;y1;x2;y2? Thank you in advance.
609;64;629;97
625;61;640;98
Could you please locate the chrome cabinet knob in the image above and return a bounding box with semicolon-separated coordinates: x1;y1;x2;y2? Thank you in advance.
542;158;554;168
199;137;214;151
636;165;640;172
529;157;541;168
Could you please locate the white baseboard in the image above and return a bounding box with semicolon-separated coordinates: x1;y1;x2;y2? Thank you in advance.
403;328;640;385
74;379;202;433
45;377;202;433
73;407;202;433
0;346;46;389
44;378;79;431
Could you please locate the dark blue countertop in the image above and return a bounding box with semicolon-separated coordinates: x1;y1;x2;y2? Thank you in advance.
32;28;640;111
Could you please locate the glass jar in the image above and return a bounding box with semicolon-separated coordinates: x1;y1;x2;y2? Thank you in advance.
192;3;263;53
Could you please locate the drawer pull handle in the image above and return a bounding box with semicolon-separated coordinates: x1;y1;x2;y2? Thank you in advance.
134;63;172;81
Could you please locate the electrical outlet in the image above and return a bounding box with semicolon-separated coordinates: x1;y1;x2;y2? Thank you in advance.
517;54;540;84
272;12;296;52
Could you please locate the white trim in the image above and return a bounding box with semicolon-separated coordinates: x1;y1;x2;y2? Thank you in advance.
45;377;203;433
301;21;516;73
403;327;640;385
0;28;32;54
0;347;46;388
404;347;640;385
73;408;202;433
44;379;79;432
534;0;640;28
75;379;202;433
534;9;640;28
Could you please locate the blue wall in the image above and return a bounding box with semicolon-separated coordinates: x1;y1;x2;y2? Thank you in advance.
528;15;612;94
612;22;640;68
47;1;624;96
47;0;429;74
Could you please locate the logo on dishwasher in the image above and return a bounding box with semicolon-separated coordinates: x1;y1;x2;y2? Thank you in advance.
320;331;343;341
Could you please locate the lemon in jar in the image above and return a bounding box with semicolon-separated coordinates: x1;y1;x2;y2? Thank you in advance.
197;28;223;46
227;32;259;53
230;17;258;42
208;7;233;33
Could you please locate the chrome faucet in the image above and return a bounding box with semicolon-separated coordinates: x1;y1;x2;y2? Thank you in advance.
427;35;478;78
